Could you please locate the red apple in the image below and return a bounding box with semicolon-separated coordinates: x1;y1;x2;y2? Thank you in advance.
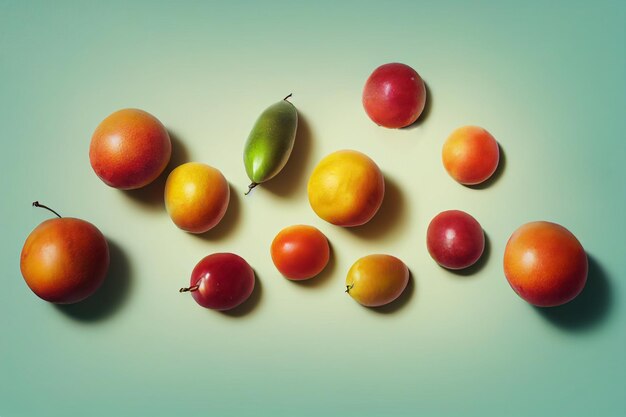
89;108;172;190
180;253;255;311
427;210;485;270
20;202;110;304
362;62;427;128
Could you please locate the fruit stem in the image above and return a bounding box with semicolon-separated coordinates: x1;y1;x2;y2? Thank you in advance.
345;283;354;293
244;182;258;196
32;201;61;218
179;285;199;293
283;93;293;101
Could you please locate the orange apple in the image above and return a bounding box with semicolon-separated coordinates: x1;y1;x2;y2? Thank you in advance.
20;202;109;304
504;221;587;307
442;126;499;185
90;108;171;190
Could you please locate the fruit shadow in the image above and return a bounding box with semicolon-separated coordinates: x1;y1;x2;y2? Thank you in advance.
347;175;405;240
55;239;132;322
366;270;415;314
288;241;338;288
122;130;190;210
191;183;241;241
534;254;613;331
221;269;263;318
445;231;491;277
263;113;313;197
400;82;433;130
466;144;507;190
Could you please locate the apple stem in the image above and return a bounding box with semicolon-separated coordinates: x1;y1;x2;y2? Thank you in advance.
244;182;258;196
32;201;61;218
283;93;293;101
179;285;199;293
345;283;354;293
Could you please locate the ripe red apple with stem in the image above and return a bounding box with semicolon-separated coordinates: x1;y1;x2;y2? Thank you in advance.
20;201;110;304
180;253;255;311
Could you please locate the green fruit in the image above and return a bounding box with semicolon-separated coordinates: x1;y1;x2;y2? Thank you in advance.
243;94;298;194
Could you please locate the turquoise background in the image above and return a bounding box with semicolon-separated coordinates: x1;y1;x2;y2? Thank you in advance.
1;1;625;416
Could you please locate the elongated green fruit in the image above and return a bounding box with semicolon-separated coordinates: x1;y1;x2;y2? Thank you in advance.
243;94;298;195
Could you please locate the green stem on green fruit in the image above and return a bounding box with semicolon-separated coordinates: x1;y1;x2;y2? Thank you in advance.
345;283;354;294
32;201;62;218
283;93;293;101
179;285;199;293
244;182;258;196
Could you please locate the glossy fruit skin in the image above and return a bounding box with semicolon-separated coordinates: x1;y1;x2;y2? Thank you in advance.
442;126;499;185
427;210;485;270
90;108;171;190
308;150;385;227
20;218;110;304
362;62;427;128
504;221;587;307
270;225;330;280
243;98;298;185
188;253;255;311
346;254;409;307
164;162;230;234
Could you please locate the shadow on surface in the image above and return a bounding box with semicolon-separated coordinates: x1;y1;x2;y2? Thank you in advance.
368;270;415;314
56;240;132;322
466;144;507;190
263;113;313;197
400;82;432;129
221;270;263;318
123;131;190;210
535;255;613;331
348;175;405;240
447;232;491;277
289;241;337;288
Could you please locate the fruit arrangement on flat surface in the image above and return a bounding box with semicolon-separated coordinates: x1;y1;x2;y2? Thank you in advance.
2;2;624;417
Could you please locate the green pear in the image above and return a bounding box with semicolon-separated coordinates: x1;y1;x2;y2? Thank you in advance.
243;94;298;194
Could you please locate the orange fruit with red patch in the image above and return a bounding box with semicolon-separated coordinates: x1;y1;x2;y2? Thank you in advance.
503;221;587;307
90;108;171;190
442;126;499;185
20;202;110;304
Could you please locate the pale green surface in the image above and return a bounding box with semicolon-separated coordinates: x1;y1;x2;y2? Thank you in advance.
1;1;625;416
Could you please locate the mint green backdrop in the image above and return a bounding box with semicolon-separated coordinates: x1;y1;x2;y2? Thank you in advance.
1;1;624;416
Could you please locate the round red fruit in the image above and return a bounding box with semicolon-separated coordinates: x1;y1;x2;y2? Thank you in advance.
181;253;255;311
362;63;426;128
271;225;330;280
427;210;485;270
